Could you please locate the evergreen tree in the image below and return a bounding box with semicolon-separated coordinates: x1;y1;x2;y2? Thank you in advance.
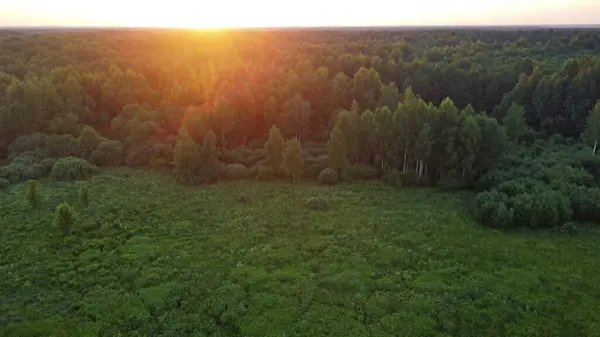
503;103;527;143
27;180;41;210
265;125;284;170
282;139;303;183
328;125;349;174
54;202;77;236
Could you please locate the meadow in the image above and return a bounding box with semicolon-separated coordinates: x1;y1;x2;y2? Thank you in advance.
1;168;600;336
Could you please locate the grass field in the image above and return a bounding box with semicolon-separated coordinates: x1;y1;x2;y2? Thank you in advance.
1;168;600;336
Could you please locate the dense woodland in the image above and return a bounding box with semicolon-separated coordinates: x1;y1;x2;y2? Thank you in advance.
3;28;600;336
1;28;600;228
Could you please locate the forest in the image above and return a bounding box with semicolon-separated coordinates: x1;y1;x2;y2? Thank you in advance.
1;28;600;336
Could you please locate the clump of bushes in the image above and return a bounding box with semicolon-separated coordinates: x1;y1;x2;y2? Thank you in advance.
90;140;123;166
305;196;330;211
257;166;276;181
50;157;98;181
318;168;339;185
382;169;402;187
0;178;9;189
79;186;89;207
347;165;378;181
570;187;600;222
399;170;419;186
225;164;249;181
54;202;77;235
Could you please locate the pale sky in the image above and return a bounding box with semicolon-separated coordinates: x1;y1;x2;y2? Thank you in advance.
0;0;599;27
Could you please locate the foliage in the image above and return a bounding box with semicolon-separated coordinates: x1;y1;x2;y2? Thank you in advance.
305;196;330;211
90;140;123;166
53;202;77;235
225;164;249;181
346;165;378;181
265;125;284;170
257;166;276;181
50;157;98;181
282;139;303;183
2;170;599;336
79;185;89;207
26;179;41;210
382;169;402;187
0;177;8;189
317;168;339;186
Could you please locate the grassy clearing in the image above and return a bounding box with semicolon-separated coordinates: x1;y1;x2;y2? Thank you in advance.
1;168;600;336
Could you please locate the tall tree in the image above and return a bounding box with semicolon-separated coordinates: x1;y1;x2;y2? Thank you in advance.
279;94;312;141
328;125;349;175
503;103;527;143
336;109;360;163
265;125;284;170
583;100;600;155
379;82;401;110
331;72;352;111
282;139;303;183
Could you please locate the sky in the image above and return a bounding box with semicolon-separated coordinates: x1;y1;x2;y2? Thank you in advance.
0;0;599;28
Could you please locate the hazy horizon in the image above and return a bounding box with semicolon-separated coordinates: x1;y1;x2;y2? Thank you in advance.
1;0;600;28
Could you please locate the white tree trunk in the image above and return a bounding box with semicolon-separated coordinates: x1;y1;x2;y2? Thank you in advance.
403;143;408;172
594;138;598;155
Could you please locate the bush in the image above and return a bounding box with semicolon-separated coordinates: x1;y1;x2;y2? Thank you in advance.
305;196;330;211
257;166;276;181
473;190;511;229
347;165;378;181
318;168;339;185
50;157;98;181
570;187;600;222
41;158;57;172
382;169;402;187
54;202;77;235
225;164;249;181
0;163;28;183
0;178;8;189
399;170;419;186
90;140;123;166
247;165;259;179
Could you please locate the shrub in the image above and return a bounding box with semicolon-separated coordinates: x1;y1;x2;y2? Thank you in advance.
305;196;330;211
257;166;276;181
247;165;259;179
54;202;77;235
473;190;511;228
318;168;339;185
25;163;49;179
0;178;9;189
79;186;89;207
0;163;27;183
225;164;249;181
50;157;98;181
382;169;402;187
11;152;39;166
41;158;57;172
8;133;47;156
27;180;41;210
570;187;600;222
347;165;378;181
90;140;123;166
399;170;419;186
220;150;243;165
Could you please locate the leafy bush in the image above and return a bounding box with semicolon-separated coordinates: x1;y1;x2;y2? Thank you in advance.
257;166;276;181
225;164;249;181
570;187;600;222
382;169;402;187
247;165;259;179
473;190;511;229
0;178;9;189
41;158;57;173
90;140;123;166
305;196;330;211
318;168;339;185
0;163;28;183
347;165;378;181
399;170;419;186
54;202;77;235
50;157;98;181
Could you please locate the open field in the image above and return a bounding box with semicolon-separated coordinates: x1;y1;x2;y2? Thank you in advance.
1;168;600;336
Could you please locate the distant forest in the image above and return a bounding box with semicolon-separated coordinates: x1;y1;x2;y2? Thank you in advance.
1;28;600;189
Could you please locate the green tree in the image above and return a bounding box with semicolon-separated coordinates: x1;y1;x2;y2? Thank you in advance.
351;67;383;110
503;103;527;143
27;180;41;210
79;186;89;207
198;130;219;183
358;109;375;164
173;127;201;184
414;123;432;179
279;94;312;141
79;125;101;158
265;125;284;170
331;72;351;110
54;202;77;236
583;100;600;154
337;109;360;163
328;125;349;175
379;82;401;109
282;139;303;183
264;96;279;132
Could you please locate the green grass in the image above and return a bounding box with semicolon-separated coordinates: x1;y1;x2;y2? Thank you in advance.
1;168;600;336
